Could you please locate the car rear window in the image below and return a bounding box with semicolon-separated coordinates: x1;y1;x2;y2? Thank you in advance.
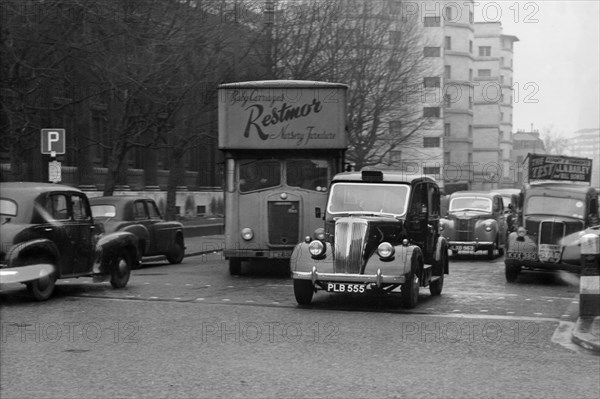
0;199;17;217
91;205;117;218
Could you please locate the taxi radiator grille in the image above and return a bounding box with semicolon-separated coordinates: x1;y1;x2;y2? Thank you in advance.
456;218;475;241
334;220;368;274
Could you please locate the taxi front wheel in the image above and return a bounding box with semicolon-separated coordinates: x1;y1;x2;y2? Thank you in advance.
293;279;313;305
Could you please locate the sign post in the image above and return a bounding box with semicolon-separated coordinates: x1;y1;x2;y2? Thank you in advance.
41;129;66;183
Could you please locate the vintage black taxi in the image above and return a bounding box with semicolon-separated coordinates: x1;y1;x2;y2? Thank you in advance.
90;195;185;264
439;191;508;259
0;183;140;300
290;171;449;308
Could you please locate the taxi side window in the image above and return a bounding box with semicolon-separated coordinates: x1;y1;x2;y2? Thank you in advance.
493;197;502;214
410;184;428;216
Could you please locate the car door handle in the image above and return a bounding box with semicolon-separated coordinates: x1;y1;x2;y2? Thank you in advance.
44;227;53;232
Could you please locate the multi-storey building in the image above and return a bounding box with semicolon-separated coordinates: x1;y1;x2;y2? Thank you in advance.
393;1;518;193
473;21;519;190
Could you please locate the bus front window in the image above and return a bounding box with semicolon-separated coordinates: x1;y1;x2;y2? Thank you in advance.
239;160;281;193
286;159;330;192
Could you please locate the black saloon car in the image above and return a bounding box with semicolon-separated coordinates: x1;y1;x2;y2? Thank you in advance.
0;183;139;300
89;195;185;264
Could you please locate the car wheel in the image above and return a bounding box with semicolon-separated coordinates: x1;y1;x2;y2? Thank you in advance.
505;263;520;283
110;251;132;288
429;250;447;296
166;240;185;264
229;258;242;276
26;268;57;301
293;279;314;305
401;255;421;309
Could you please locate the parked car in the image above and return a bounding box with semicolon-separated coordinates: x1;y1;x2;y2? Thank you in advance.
505;182;599;281
89;195;185;265
440;191;508;259
0;183;139;300
290;170;449;309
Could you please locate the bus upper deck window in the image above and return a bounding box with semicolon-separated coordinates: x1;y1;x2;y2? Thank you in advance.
239;159;281;193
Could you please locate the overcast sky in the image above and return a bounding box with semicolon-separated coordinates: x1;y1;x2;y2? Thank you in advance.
475;0;600;137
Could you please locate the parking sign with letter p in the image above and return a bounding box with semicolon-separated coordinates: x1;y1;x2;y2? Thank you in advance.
41;129;66;155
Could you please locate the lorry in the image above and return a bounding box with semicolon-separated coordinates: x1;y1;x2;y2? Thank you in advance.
218;80;348;275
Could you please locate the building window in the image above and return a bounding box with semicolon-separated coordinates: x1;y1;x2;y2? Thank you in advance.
500;75;504;84
389;120;402;136
500;130;504;140
444;123;451;137
423;166;440;175
469;40;473;53
469;11;474;23
469;97;472;109
444;36;452;50
424;16;440;27
500;56;504;66
478;69;491;77
469;69;473;80
389;30;402;45
423;107;440;118
444;65;451;79
468;125;473;138
424;77;440;88
479;46;491;56
423;137;441;147
424;46;440;57
500;112;504;121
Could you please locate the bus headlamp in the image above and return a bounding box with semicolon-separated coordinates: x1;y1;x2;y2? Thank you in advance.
241;228;254;241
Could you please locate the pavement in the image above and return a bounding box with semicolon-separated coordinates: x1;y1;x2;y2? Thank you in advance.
571;316;600;354
183;234;224;257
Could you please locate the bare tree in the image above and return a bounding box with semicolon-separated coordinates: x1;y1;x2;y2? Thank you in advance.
260;0;435;170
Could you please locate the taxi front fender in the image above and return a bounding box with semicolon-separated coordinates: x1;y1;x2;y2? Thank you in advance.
290;242;334;274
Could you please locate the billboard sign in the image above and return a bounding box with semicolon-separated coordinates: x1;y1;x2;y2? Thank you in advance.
218;81;347;150
527;153;593;183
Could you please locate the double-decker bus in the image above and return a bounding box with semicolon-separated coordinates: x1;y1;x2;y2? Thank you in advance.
218;80;348;275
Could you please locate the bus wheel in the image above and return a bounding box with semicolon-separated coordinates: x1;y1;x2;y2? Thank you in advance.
229;259;242;276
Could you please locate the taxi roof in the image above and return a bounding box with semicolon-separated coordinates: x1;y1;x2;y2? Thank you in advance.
331;170;437;185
